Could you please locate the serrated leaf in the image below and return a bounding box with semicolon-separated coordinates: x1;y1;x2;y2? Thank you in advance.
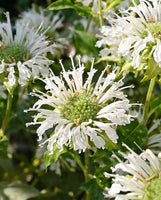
44;143;67;168
48;0;92;16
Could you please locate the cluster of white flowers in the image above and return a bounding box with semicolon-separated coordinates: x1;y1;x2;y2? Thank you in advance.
104;143;161;199
0;12;56;87
96;0;161;70
26;56;135;153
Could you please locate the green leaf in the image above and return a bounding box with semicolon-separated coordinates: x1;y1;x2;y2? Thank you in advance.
104;0;124;11
150;96;161;115
142;58;161;82
44;143;67;168
103;134;118;150
0;182;40;200
92;149;114;167
120;60;133;73
72;29;98;55
95;55;123;65
117;119;148;150
48;0;92;16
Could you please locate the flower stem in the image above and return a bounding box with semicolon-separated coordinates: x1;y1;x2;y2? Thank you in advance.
98;0;104;27
71;150;91;200
142;77;156;125
18;83;28;103
84;150;90;200
0;91;13;137
73;152;86;173
85;16;92;32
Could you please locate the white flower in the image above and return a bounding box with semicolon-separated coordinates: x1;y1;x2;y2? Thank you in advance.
17;5;68;54
104;143;161;199
26;56;135;153
96;0;161;69
0;12;55;87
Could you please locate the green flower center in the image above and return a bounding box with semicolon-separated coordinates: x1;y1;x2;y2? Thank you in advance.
0;44;29;63
61;91;101;125
148;22;161;39
143;173;161;200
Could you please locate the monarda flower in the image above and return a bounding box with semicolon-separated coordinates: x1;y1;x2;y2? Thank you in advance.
104;143;161;199
96;0;161;79
26;57;135;153
17;5;68;55
0;12;55;87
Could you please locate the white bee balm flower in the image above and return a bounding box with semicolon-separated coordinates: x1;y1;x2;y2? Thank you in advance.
104;143;161;199
0;12;55;87
96;0;161;71
26;57;135;153
17;5;68;54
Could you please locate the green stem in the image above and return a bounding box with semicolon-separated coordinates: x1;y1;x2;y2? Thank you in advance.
18;83;28;103
71;151;91;200
0;92;13;137
98;0;104;27
84;150;90;200
142;77;156;125
85;16;92;32
72;151;86;173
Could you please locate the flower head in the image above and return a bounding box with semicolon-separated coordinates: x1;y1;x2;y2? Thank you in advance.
96;0;161;72
17;5;68;54
0;12;55;87
104;143;161;199
26;56;135;153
